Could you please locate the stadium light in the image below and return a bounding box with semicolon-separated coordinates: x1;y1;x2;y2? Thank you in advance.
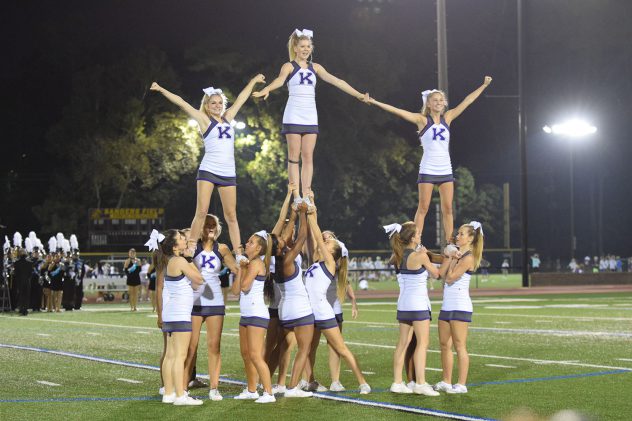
542;119;597;137
543;119;597;259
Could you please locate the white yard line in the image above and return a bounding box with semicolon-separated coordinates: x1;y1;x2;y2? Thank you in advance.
37;380;60;386
485;364;516;369
116;378;143;384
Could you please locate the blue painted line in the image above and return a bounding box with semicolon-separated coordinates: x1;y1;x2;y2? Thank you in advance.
467;369;631;387
0;396;160;403
1;342;495;420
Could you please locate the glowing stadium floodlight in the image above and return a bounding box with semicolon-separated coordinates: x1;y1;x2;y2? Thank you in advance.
188;119;198;128
542;119;597;137
542;119;597;260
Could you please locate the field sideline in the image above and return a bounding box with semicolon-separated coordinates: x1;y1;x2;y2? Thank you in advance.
1;291;631;420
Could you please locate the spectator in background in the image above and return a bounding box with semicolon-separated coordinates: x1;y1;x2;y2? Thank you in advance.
584;256;591;267
140;258;150;302
568;258;579;273
479;259;490;282
501;259;510;279
530;253;541;273
13;248;33;316
616;256;623;272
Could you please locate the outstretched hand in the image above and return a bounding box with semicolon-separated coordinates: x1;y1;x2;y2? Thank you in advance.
150;82;161;91
252;74;266;84
252;90;269;100
483;76;493;86
362;92;372;104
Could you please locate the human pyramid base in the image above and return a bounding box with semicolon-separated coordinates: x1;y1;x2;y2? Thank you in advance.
149;28;489;405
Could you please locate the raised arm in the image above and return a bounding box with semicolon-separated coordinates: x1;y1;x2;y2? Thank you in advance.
444;76;492;124
155;269;164;329
271;183;296;236
284;206;308;266
306;209;334;268
252;63;294;100
223;74;266;121
313;63;366;101
368;97;425;127
150;83;209;128
218;243;239;273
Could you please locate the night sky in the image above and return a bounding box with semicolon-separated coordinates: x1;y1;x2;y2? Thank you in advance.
3;0;632;263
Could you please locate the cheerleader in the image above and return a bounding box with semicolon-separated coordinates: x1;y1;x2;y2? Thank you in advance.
384;222;440;396
272;203;315;397
264;184;298;390
231;231;276;403
305;204;371;394
123;248;141;311
253;29;368;202
184;214;238;401
367;77;492;244
321;230;359;392
435;221;484;394
151;74;265;256
155;229;204;406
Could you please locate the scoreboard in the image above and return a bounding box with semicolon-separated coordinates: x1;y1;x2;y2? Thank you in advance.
88;208;165;249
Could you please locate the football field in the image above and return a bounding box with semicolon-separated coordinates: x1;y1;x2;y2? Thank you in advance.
1;291;631;420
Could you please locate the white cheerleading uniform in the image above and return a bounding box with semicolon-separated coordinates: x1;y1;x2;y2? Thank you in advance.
418;116;452;175
277;254;314;326
282;61;318;133
199;118;235;177
305;262;337;322
192;242;225;316
441;269;473;313
395;249;432;323
162;272;194;331
240;275;269;319
268;257;282;311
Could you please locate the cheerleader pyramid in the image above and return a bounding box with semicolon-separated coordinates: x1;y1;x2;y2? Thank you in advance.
150;28;490;404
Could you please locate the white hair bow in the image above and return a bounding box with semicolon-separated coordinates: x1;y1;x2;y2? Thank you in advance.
468;221;484;236
294;28;314;38
144;229;165;252
421;89;441;109
383;223;402;238
255;230;268;241
337;240;349;258
61;239;71;254
203;87;223;96
25;238;33;253
3;236;10;252
13;232;22;247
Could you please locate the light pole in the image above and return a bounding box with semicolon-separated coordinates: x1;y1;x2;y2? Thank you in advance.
543;120;597;259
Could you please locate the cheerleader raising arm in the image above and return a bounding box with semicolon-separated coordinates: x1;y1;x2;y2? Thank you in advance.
150;83;210;129
443;76;492;124
223;74;266;122
271;183;297;236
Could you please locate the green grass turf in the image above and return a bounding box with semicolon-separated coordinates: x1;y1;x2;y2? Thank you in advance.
1;292;631;420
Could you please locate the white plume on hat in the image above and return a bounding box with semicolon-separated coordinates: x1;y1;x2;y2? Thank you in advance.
70;234;79;251
48;237;58;254
13;232;23;248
